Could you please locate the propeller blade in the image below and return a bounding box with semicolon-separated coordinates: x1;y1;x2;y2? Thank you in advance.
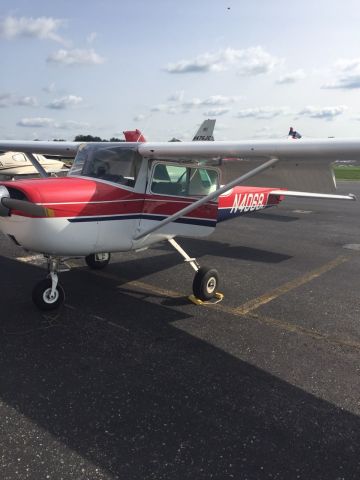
1;198;52;217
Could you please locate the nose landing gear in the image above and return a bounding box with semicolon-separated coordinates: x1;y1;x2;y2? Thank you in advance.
32;257;65;311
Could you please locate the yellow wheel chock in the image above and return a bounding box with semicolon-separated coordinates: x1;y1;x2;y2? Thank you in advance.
188;292;224;306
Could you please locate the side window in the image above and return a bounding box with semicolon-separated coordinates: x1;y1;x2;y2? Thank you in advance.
151;164;218;197
188;168;218;195
151;165;187;195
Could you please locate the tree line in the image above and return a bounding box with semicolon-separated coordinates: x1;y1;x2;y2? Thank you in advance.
51;135;124;142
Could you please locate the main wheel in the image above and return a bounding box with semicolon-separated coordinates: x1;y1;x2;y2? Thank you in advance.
32;278;65;311
192;267;219;301
85;252;111;270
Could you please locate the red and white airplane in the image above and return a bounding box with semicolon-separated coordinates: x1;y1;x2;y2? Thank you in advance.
0;131;356;310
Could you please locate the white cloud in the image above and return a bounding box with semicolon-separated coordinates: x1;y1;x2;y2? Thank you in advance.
236;107;288;119
133;114;147;122
276;69;306;84
47;48;105;66
322;59;360;89
47;95;83;109
17;117;89;129
86;32;98;44
167;91;185;102
165;46;281;75
253;126;285;138
17;117;54;127
0;15;65;43
151;95;240;115
43;83;57;93
298;105;347;120
186;95;240;107
203;108;229;116
16;96;38;106
150;104;181;114
0;93;37;107
56;120;90;130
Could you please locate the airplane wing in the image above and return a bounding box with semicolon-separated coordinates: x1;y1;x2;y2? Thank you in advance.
0;137;359;193
2;137;360;159
0;141;80;157
138;138;360;193
134;138;359;239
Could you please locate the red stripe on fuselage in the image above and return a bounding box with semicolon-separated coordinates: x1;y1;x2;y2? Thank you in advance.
1;177;218;220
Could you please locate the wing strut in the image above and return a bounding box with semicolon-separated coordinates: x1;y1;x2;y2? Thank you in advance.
134;156;279;240
25;153;49;178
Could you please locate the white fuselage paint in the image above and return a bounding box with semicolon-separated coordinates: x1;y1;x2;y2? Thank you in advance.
0;214;214;256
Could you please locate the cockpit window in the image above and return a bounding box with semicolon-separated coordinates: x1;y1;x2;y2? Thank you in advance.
69;144;142;188
13;153;26;162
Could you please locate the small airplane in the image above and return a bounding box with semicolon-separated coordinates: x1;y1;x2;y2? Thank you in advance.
0;130;357;310
0;151;65;177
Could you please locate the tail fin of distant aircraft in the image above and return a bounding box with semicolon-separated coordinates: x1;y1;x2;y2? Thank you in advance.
192;119;216;141
123;129;146;142
288;126;302;139
124;119;216;143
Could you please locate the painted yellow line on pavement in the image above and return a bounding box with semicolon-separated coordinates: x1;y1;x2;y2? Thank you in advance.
233;255;350;315
84;258;360;350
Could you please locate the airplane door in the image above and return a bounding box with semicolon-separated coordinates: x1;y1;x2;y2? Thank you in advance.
137;162;219;241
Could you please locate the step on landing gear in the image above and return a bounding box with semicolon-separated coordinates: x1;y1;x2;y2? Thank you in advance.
32;257;65;311
168;238;222;304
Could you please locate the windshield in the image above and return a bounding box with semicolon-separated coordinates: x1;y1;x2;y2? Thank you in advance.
69;144;142;188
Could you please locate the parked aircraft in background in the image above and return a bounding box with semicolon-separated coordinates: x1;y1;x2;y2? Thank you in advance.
123;119;216;143
0;151;65;177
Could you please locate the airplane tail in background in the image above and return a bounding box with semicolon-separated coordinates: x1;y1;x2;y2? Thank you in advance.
124;119;216;143
192;119;216;141
123;129;146;142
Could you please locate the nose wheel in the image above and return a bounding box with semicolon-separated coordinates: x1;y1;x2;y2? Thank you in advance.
32;257;65;311
32;277;65;311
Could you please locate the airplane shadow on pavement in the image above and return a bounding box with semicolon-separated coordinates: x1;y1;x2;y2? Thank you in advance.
152;238;292;264
0;255;359;480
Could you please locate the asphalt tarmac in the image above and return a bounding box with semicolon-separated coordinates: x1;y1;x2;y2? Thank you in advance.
0;181;359;480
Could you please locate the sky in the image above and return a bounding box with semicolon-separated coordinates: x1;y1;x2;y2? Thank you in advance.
2;0;360;141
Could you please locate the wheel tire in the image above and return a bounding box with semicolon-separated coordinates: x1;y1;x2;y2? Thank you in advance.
85;253;111;270
32;278;65;311
192;267;219;301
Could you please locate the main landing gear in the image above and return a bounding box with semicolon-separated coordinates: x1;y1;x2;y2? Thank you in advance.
31;243;219;310
85;252;111;270
167;238;220;302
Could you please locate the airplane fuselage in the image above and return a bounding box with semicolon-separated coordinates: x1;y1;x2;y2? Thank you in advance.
0;176;281;256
